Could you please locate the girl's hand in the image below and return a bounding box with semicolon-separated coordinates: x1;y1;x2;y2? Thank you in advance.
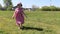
25;16;27;18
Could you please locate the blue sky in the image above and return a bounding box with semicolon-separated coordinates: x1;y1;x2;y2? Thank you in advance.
0;0;60;8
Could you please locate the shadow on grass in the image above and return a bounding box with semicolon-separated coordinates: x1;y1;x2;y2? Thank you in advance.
21;26;43;31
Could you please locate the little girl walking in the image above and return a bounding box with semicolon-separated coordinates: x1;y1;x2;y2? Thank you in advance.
12;3;26;29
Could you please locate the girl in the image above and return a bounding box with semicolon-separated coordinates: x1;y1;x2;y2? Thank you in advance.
12;3;26;29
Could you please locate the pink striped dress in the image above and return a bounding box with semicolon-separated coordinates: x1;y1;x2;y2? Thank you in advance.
15;8;24;25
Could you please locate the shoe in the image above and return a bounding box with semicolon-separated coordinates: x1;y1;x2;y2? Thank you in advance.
20;26;24;30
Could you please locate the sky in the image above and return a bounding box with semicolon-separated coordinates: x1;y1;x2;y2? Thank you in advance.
0;0;60;8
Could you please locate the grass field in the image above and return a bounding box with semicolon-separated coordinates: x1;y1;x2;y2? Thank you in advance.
0;11;60;34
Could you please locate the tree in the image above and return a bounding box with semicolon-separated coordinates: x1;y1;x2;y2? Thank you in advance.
3;0;13;10
0;4;2;8
41;6;50;11
49;6;56;11
41;6;60;11
4;0;12;7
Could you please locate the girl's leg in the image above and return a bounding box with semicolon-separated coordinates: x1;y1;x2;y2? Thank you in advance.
17;22;24;29
20;23;23;28
20;23;22;27
17;24;20;29
16;22;21;29
18;22;23;29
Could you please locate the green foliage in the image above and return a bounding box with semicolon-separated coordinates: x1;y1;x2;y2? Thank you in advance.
0;4;2;8
41;6;50;11
3;0;13;10
7;5;13;10
4;0;12;6
49;6;58;11
55;7;60;11
41;6;60;11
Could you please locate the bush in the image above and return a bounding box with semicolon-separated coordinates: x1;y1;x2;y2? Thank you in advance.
55;7;60;11
7;5;13;10
41;6;50;11
41;6;60;11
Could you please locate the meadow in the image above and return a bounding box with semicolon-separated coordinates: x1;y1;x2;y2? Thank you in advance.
0;10;60;34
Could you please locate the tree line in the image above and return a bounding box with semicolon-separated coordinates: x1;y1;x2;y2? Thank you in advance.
0;0;60;11
40;6;60;11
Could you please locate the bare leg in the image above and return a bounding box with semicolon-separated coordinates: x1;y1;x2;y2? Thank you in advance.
18;22;23;29
20;23;23;28
17;22;24;29
17;22;22;29
20;23;22;27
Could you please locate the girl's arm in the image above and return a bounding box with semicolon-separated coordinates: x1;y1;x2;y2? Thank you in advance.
23;12;27;17
12;9;17;19
12;11;16;19
22;9;27;18
12;8;18;19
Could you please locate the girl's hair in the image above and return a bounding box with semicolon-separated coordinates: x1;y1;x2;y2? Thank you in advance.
17;3;22;7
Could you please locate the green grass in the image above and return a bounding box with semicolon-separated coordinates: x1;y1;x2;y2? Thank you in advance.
0;11;60;34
